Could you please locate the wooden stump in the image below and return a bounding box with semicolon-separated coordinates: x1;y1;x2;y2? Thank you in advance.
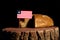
38;30;45;40
54;27;59;40
30;31;38;40
23;31;29;40
50;29;55;40
2;27;59;40
45;29;51;40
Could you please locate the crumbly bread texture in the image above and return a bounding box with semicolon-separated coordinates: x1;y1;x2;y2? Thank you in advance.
33;14;54;28
19;18;30;28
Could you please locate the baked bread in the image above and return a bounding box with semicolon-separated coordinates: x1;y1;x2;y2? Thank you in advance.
33;14;54;28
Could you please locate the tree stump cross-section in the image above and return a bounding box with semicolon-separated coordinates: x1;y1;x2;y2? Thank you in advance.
2;27;59;40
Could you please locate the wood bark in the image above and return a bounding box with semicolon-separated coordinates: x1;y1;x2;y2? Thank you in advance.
38;30;45;40
2;27;59;40
30;31;38;40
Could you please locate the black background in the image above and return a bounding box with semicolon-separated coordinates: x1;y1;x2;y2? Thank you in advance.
0;0;60;40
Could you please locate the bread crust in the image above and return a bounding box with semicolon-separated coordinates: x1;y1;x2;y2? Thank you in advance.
33;14;54;27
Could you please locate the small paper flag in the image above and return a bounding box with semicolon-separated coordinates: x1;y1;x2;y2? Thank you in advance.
17;11;32;19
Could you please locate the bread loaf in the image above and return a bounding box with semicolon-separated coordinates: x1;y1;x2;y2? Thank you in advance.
33;14;54;27
19;14;54;28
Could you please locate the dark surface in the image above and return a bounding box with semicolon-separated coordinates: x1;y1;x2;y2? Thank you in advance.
0;0;60;40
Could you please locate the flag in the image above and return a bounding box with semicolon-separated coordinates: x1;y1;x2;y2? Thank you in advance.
17;11;32;19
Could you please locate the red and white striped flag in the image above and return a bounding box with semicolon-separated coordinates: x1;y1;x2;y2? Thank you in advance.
17;11;32;19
